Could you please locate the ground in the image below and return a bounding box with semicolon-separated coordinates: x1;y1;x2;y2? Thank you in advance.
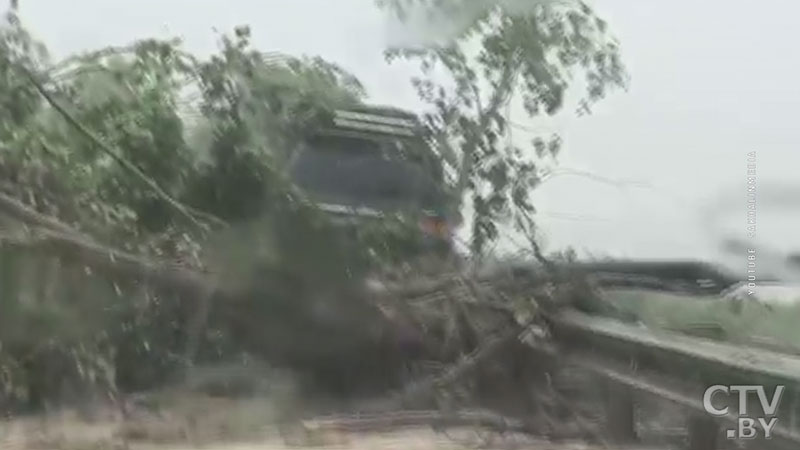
0;407;611;450
0;387;631;450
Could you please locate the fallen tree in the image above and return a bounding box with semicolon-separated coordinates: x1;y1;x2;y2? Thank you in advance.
0;180;561;415
0;4;625;420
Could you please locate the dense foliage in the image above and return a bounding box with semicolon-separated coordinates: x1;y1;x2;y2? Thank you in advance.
0;0;624;409
0;10;386;406
378;0;627;255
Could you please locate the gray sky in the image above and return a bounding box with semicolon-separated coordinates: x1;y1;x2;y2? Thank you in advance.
16;0;800;276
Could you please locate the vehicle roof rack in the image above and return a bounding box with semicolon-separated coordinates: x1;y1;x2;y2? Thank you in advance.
318;105;422;138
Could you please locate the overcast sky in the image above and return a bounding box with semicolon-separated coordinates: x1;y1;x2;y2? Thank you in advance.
15;0;800;277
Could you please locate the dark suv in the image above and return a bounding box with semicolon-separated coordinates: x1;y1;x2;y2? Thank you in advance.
288;105;459;255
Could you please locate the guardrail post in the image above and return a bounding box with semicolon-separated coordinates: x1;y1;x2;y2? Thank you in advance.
604;380;637;443
687;414;718;450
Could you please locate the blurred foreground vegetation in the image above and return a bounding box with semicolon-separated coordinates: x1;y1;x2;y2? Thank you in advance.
0;10;407;409
0;0;626;414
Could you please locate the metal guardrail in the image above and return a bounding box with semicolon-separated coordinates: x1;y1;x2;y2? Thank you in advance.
544;309;800;450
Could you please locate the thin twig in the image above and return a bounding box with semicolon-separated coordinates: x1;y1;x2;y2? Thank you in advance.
391;318;535;408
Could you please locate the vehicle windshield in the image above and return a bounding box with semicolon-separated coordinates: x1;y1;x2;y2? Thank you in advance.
290;134;446;214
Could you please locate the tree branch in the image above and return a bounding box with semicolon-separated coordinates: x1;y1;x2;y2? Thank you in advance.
456;50;520;195
0;191;214;297
0;190;85;238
